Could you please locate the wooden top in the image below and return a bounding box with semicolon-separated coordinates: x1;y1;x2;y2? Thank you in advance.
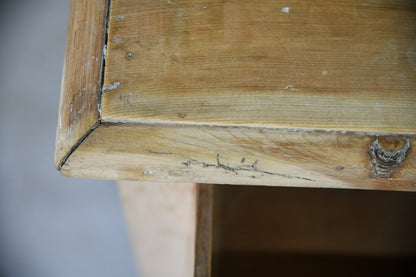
102;0;416;132
55;0;416;191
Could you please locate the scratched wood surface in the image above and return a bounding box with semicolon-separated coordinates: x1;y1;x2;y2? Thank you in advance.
54;0;108;169
61;123;416;191
56;0;416;190
102;0;416;133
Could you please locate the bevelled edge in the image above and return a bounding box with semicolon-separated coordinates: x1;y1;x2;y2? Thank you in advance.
54;0;110;170
60;122;416;191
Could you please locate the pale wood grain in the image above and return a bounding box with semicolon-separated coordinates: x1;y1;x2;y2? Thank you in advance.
54;0;109;169
102;0;416;133
56;0;416;190
118;181;212;277
61;123;416;191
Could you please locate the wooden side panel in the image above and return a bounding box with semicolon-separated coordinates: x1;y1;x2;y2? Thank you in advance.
118;182;212;277
102;0;416;133
54;0;109;169
61;123;416;191
194;184;213;277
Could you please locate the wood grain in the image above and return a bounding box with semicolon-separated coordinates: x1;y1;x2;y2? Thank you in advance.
61;123;416;191
56;0;416;190
118;181;213;277
54;0;109;169
194;184;213;277
102;0;416;133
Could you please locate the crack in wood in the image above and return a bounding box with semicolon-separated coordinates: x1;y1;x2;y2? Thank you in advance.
182;154;315;182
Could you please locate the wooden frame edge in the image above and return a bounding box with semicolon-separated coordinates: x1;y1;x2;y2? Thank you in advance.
61;122;416;191
54;0;110;170
194;184;214;277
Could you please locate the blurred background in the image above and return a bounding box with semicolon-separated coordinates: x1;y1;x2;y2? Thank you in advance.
0;0;136;276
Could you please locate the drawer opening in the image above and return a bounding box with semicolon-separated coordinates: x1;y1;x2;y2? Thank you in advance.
210;185;416;277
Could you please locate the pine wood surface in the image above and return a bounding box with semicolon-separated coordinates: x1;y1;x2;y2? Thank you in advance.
61;123;416;191
118;182;212;277
55;0;108;168
56;0;416;190
102;0;416;132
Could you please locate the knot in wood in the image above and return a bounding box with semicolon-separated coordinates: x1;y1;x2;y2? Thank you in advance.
368;138;410;178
